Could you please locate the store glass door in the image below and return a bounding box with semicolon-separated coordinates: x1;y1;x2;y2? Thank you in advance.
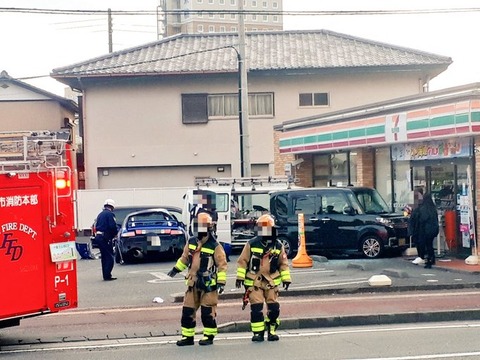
411;160;471;256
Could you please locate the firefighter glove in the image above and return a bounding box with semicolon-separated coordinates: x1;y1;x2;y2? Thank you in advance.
283;281;290;291
167;267;180;278
217;285;225;294
235;279;244;288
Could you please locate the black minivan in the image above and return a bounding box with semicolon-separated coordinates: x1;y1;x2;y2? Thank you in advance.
269;187;409;259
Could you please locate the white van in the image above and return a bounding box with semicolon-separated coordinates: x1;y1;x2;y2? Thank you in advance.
183;176;296;251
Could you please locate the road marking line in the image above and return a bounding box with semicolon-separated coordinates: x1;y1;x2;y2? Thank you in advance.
5;323;480;356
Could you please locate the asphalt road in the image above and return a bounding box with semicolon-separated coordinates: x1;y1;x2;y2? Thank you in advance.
5;321;480;359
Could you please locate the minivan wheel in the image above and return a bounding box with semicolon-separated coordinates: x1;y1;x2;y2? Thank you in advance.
360;236;383;258
278;237;293;258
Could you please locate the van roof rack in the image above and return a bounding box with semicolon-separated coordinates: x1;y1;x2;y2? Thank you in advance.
194;176;295;189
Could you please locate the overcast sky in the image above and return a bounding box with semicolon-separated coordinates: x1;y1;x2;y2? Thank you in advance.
1;0;478;96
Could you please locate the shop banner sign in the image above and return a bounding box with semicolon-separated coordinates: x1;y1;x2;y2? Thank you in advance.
391;138;471;161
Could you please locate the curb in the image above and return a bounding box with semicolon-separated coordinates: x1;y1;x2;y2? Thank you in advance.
171;282;480;303
218;309;480;333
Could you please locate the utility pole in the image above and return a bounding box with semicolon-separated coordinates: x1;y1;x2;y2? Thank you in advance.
157;0;166;40
108;8;113;53
238;0;251;178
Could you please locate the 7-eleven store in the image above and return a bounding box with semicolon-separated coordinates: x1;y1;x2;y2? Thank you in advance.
274;83;480;259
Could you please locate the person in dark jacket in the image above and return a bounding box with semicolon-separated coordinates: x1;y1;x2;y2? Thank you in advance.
94;199;118;281
409;193;439;269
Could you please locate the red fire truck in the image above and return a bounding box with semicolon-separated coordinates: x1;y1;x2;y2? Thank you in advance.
0;130;78;329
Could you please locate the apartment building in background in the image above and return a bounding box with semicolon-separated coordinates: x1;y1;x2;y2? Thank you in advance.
159;0;283;36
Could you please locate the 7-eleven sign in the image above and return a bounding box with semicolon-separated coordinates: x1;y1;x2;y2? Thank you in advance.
385;113;407;143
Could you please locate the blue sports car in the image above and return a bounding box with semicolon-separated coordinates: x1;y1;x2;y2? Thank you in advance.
115;208;187;264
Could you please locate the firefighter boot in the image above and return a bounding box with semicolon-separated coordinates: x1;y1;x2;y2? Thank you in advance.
199;335;214;346
176;336;194;346
251;332;265;342
267;322;279;341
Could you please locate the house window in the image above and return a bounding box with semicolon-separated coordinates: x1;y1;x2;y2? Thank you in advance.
209;12;214;18
209;95;238;117
220;0;225;3
252;0;257;6
220;26;226;31
209;0;214;3
273;15;278;22
231;0;236;4
220;13;225;19
198;24;204;32
209;25;215;32
231;13;236;19
263;15;268;21
197;0;203;3
182;94;208;124
262;1;267;8
231;26;237;31
249;93;274;116
299;92;329;107
273;1;278;8
252;14;257;20
207;92;274;117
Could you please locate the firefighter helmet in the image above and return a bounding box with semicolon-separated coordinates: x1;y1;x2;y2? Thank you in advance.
104;199;115;208
197;212;213;227
256;214;275;228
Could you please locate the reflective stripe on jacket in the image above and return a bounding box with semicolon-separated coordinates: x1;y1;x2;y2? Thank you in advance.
236;236;291;288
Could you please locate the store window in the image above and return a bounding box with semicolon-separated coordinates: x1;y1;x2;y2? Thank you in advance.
375;147;393;208
313;152;355;187
392;156;410;211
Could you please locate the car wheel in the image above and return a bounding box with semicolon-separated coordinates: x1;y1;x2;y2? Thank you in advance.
360;236;383;259
278;237;293;258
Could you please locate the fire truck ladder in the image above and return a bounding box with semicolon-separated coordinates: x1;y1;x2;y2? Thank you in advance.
0;130;71;173
194;175;295;189
0;130;73;226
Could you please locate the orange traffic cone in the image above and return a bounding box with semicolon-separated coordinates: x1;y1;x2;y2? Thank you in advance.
292;213;313;268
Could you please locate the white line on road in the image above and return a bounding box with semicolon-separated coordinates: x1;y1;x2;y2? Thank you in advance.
346;352;480;359
5;323;480;356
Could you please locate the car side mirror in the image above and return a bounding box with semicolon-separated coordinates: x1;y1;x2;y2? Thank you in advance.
343;206;356;215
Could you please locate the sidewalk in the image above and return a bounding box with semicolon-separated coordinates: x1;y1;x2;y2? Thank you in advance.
433;256;480;274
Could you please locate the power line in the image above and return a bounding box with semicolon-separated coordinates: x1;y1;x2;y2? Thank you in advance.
1;7;480;16
17;44;240;82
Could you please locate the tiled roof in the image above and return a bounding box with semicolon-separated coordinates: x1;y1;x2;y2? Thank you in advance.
0;70;78;112
51;30;451;78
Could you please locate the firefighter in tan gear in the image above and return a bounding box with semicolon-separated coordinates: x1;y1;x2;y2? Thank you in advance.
167;212;228;346
236;214;291;342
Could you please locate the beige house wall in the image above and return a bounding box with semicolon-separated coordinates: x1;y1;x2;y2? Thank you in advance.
0;84;75;131
82;70;425;189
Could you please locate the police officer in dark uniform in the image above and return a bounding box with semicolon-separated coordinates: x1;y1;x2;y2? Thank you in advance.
94;199;118;281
